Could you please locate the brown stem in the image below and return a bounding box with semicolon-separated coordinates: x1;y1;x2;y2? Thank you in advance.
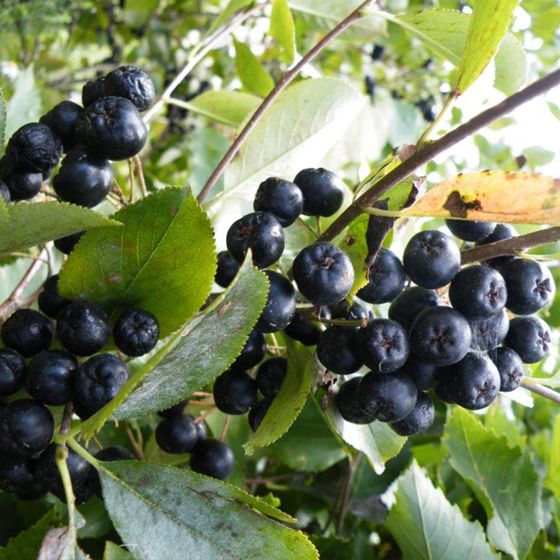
319;68;560;242
124;423;145;460
60;402;74;435
220;414;232;441
197;0;375;204
134;155;148;198
461;227;560;265
521;379;560;405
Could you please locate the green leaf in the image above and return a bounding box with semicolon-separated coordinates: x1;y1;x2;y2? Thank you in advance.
99;461;318;560
453;0;519;94
115;257;268;419
385;462;499;560
327;401;405;474
5;65;42;137
0;201;119;257
270;0;296;63
270;397;346;472
209;0;254;33
59;188;216;338
0;87;6;150
0;509;58;560
186;90;260;127
244;340;317;455
341;214;369;300
444;407;543;559
494;33;527;95
103;542;134;560
234;40;275;98
544;413;560;498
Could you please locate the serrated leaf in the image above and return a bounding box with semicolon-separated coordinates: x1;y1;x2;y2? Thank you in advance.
0;201;119;256
115;257;268;419
401;171;560;225
544;413;560;498
444;407;543;559
244;340;317;455
342;214;369;300
103;542;134;560
186;90;260;127
98;461;318;560
386;462;499;560
5;65;42;137
327;403;405;475
453;0;518;94
270;0;296;63
59;188;216;337
0;87;6;149
234;40;275;98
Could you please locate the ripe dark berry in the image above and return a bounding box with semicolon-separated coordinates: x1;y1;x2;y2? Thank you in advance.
469;310;509;351
388;287;440;330
38;275;71;319
113;308;159;357
78;96;147;160
190;439;235;480
0;349;25;397
357;249;406;304
409;306;472;366
294;168;344;217
334;377;376;425
35;443;90;500
156;414;198;454
439;352;500;410
256;358;287;397
82;77;107;107
25;350;78;406
390;392;435;436
445;219;496;242
226;212;285;269
75;354;129;412
215;251;240;288
54;231;84;255
505;316;552;363
0;453;45;496
360;319;409;373
105;66;156;112
492;347;523;392
357;371;417;422
434;378;455;404
283;312;320;346
6;123;62;175
293;242;354;306
256;271;296;333
249;398;272;431
193;417;208;441
53;150;113;207
4;171;43;200
88;446;135;497
449;265;507;320
1;309;53;357
317;326;362;375
403;230;460;289
73;400;95;421
0;180;10;202
331;300;373;322
501;258;555;315
231;329;265;370
476;223;516;267
157;400;188;418
401;355;438;391
0;399;54;458
40;101;84;152
213;369;258;414
56;300;111;356
253;177;304;227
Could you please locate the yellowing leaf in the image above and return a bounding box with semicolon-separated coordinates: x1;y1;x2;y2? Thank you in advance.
401;171;560;225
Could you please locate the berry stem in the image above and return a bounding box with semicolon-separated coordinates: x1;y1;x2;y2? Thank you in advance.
220;414;232;441
133;155;148;198
124;423;145;460
197;0;376;204
319;68;560;242
521;378;560;405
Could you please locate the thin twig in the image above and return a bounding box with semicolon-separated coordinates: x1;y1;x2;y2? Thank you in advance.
197;0;375;204
521;378;560;405
134;155;149;198
128;159;136;203
220;415;232;441
124;423;145;459
319;68;560;242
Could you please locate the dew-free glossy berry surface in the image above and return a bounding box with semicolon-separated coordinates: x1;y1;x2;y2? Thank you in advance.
357;249;406;304
294;168;344;217
113;308;160;357
215;251;240;288
0;349;25;397
54;231;84;255
445;219;496;242
105;65;156;112
231;329;265;370
334;377;377;425
401;355;438;391
317;326;362;375
253;177;304;227
190;439;235;480
249;398;272;432
1;309;53;357
156;414;198;454
283;313;320;346
4;171;43;201
390;392;435;436
256;358;287;397
476;223;516;267
82;77;107;107
38;275;72;319
40;101;84;152
505;316;552;363
360;319;410;373
492;347;523;392
388;287;440;330
213;370;258;415
255;271;296;333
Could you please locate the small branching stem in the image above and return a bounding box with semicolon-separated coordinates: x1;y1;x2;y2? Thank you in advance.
521;378;560;405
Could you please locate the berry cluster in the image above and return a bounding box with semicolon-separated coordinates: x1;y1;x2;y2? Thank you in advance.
0;65;152;206
0;274;160;500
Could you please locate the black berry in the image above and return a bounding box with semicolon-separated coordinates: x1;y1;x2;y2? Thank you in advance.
357;249;406;304
0;349;25;397
317;326;362;375
403;230;460;289
38;275;72;319
75;354;129;412
113;308;160;357
105;65;156;112
0;453;45;497
492;347;523;392
0;179;10;202
248;398;272;431
390;392;435;436
334;377;376;425
253;177;304;227
156;414;198;454
213;369;258;414
231;329;265;370
294;168;344;217
476;223;516;268
190;439;235;480
157;400;188;418
445;219;496;242
54;231;84;255
1;309;53;357
469;310;509;351
256;358;287;397
331;300;373;322
25;350;78;406
401;355;438;391
409;306;472;366
56;300;111;356
293;242;354;306
360;319;409;373
505;316;552;363
256;271;296;333
88;445;135;497
40;100;84;152
283;312;320;346
4;171;43;200
82;77;107;107
226;212;285;269
215;251;240;288
388;287;440;330
193;417;208;441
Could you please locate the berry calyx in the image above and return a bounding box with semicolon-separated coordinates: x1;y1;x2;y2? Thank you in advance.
113;307;160;357
492;347;523;392
505;316;552;363
359;319;410;373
